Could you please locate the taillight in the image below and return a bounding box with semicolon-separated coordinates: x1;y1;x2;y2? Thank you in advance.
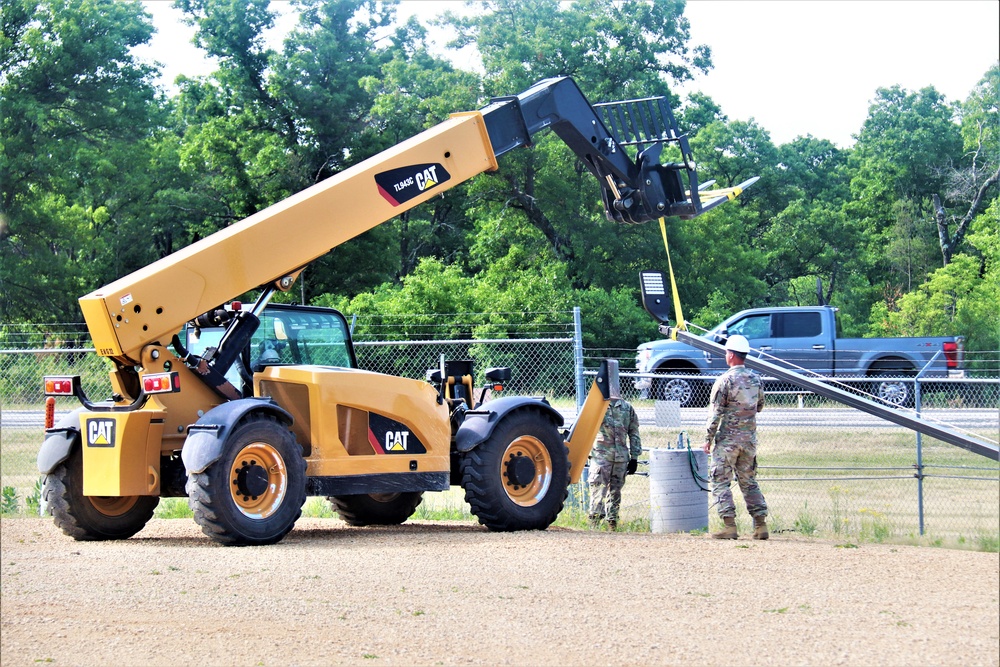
45;397;56;429
943;341;958;369
44;376;78;396
142;372;181;395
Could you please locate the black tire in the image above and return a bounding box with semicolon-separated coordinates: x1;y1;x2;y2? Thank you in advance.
43;445;157;541
651;371;710;408
327;492;424;526
186;413;306;546
459;408;568;532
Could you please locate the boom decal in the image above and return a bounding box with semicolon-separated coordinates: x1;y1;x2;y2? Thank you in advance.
375;163;451;206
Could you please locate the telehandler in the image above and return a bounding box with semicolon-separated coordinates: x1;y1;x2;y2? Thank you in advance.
39;77;752;545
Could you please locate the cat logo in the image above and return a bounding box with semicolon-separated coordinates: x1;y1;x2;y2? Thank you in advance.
86;418;116;448
385;431;410;452
374;163;452;207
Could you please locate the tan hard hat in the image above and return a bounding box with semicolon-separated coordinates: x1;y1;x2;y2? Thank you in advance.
725;334;750;354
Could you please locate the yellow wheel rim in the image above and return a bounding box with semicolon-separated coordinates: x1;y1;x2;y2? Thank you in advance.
229;442;288;519
90;495;139;516
500;435;552;507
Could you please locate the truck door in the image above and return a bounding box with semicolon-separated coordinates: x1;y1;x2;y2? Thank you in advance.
708;313;773;371
770;311;829;373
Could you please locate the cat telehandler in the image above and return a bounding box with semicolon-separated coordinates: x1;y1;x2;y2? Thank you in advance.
39;76;752;545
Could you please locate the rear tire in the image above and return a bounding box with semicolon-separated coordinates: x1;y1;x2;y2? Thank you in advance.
328;492;424;526
459;408;568;531
651;370;709;408
869;367;915;408
44;445;157;541
187;414;306;546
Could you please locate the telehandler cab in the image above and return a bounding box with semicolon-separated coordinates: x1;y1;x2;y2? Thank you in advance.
39;77;752;545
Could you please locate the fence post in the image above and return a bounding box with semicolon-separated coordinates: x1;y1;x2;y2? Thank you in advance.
573;306;584;414
913;350;941;536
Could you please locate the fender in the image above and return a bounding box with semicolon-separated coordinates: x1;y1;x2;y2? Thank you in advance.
37;408;86;474
181;398;293;474
454;396;564;453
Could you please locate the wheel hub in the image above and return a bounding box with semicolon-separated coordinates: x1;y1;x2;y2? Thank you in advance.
234;460;270;498
505;453;537;487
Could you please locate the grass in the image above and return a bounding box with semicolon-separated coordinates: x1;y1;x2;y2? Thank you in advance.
4;421;996;550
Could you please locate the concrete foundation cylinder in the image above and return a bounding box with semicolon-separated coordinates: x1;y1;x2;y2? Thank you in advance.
649;447;709;533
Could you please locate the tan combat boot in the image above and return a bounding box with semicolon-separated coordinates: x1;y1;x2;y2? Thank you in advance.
753;516;769;540
712;516;738;540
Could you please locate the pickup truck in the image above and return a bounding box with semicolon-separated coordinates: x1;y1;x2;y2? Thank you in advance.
634;306;964;407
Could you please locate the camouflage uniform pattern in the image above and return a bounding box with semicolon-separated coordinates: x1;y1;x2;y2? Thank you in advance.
705;365;768;519
588;399;642;523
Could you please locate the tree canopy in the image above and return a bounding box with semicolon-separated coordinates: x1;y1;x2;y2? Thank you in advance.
1;0;997;357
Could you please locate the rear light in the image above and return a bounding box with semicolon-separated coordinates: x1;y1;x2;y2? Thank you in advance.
943;341;958;369
45;397;56;429
44;376;78;396
142;372;181;395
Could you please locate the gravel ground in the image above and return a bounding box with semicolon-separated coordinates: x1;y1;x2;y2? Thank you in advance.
1;517;998;667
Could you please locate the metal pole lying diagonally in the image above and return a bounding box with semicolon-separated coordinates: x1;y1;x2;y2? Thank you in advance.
638;270;999;462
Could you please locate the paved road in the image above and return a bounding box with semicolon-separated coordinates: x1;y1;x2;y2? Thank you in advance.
5;406;997;433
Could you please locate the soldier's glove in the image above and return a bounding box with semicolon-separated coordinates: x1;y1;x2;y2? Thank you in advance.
626;459;638;475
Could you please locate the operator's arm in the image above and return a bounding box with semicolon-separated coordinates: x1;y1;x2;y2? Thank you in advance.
756;379;765;414
704;375;729;452
627;404;642;460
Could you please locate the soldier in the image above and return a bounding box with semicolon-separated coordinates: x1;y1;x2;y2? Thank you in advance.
588;397;642;530
703;334;769;540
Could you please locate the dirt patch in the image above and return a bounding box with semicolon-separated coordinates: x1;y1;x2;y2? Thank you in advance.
1;517;997;666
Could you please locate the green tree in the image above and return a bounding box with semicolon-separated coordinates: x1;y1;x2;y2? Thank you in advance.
1;0;161;323
934;62;1000;265
847;85;963;292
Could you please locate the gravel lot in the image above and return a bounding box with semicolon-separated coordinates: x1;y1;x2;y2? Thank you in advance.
2;517;997;667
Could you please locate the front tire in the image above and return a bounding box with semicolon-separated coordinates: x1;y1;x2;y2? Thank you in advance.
187;414;306;546
327;492;424;526
459;408;568;531
44;445;157;541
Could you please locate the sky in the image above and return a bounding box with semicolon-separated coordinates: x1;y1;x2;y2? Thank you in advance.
137;0;1000;148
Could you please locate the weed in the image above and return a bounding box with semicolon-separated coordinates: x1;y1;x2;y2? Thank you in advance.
154;498;193;519
976;533;999;552
25;478;42;515
794;502;818;536
858;507;893;543
412;610;425;616
834;543;858;549
301;497;335;518
764;607;789;614
1;486;18;515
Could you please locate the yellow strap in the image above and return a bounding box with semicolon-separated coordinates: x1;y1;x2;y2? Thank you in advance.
657;217;686;337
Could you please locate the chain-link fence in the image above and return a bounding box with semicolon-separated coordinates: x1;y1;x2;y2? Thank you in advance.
1;315;997;546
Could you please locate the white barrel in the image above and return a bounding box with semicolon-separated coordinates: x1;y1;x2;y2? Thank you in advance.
649;448;709;533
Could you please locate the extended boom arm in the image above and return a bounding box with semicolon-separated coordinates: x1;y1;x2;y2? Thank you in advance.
79;77;751;396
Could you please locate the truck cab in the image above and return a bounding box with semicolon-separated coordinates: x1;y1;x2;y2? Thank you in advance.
184;303;358;394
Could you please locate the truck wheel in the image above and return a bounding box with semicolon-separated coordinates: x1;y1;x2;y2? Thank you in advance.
652;372;709;408
187;414;306;546
873;374;914;408
44;445;157;541
327;492;424;526
459;408;568;531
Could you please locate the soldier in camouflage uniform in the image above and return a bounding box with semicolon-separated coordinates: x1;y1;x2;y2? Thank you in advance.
703;334;769;540
588;397;642;530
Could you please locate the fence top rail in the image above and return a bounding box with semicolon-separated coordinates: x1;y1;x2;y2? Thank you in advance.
354;337;574;347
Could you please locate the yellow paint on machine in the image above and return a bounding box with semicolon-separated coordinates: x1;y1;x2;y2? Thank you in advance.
81;411;164;496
